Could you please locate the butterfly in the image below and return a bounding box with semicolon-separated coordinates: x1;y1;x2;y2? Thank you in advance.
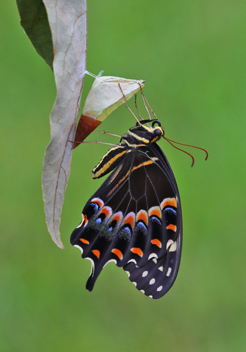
70;118;182;299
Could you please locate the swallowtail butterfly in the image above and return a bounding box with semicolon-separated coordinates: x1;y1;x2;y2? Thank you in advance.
71;119;182;299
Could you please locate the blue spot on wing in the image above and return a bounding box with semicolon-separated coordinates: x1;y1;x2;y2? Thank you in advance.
91;202;100;212
163;207;176;215
163;207;177;228
123;227;132;236
150;216;162;224
137;221;148;231
119;225;132;240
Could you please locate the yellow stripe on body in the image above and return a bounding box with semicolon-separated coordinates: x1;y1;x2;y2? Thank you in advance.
127;130;150;144
151;136;159;143
92;148;128;178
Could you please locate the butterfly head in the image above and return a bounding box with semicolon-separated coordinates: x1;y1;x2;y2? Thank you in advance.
126;119;165;146
151;120;164;139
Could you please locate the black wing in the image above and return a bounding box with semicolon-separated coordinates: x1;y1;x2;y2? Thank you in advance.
70;143;182;299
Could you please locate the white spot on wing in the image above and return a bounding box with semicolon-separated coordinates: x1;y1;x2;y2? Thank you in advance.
166;267;172;276
142;271;148;277
157;286;163;292
152;258;157;264
140;290;145;294
125;271;130;277
148;253;158;260
103;259;117;269
149;295;153;298
169;241;177;252
85;257;95;276
132;282;137;286
74;244;83;254
166;239;174;249
149;278;155;285
158;266;163;271
127;259;137;264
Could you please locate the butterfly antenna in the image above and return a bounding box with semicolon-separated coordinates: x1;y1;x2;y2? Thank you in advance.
135;94;144;120
138;84;152;120
118;83;141;124
139;85;158;120
165;137;208;161
163;136;195;167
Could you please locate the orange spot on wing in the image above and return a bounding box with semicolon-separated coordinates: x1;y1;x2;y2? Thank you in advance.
111;212;123;223
151;239;162;248
80;238;89;244
149;206;161;218
101;207;112;217
112;248;123;260
131;247;143;257
137;210;148;225
92;198;104;208
166;224;177;232
123;212;135;229
161;198;177;209
80;214;88;226
92;249;100;258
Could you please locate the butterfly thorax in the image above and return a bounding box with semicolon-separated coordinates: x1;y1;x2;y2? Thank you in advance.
121;124;165;148
92;122;165;179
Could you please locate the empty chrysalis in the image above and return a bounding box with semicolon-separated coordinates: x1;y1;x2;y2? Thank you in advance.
73;74;145;148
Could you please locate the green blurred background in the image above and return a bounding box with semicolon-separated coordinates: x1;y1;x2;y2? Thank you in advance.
1;1;246;351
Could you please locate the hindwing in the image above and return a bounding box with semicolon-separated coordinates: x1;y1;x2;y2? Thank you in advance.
71;143;182;299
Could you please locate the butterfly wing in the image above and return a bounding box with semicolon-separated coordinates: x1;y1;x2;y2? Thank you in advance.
122;144;182;299
70;143;182;299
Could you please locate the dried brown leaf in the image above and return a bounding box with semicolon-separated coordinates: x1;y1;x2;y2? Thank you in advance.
42;0;87;248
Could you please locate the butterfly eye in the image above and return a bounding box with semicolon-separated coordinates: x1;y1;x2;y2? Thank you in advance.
154;128;162;136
